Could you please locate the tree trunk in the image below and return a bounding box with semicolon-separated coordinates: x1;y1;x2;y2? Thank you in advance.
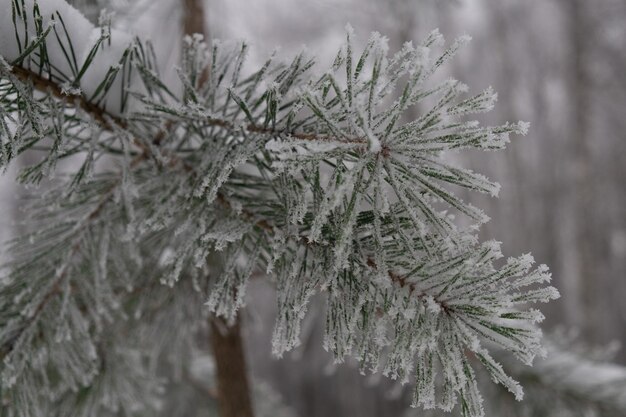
210;315;255;417
183;0;209;38
564;0;596;341
178;2;254;416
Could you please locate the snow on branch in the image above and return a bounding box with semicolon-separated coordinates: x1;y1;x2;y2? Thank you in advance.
0;0;138;114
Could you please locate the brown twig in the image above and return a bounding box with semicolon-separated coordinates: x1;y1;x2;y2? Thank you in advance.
10;66;126;130
366;256;452;314
11;62;372;149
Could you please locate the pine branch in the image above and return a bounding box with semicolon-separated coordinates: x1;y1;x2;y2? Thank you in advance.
0;153;147;362
0;3;560;416
7;52;368;164
13;61;370;145
10;65;125;130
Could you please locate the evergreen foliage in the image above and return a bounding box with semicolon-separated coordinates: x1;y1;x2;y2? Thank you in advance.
0;1;574;416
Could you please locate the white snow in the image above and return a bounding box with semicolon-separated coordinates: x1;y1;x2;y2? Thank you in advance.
0;0;94;80
117;0;183;94
0;0;141;115
79;27;134;115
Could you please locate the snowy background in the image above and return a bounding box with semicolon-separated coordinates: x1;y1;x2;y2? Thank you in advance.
2;0;625;416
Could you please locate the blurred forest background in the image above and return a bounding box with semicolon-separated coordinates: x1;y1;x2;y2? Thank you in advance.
1;0;625;416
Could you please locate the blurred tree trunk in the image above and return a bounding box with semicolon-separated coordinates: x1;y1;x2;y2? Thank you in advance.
490;2;531;249
210;316;255;417
183;0;209;38
564;0;596;341
181;1;254;415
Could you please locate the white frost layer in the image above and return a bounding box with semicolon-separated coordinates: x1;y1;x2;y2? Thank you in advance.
0;0;141;115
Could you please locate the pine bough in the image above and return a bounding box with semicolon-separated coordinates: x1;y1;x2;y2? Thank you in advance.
0;1;560;416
